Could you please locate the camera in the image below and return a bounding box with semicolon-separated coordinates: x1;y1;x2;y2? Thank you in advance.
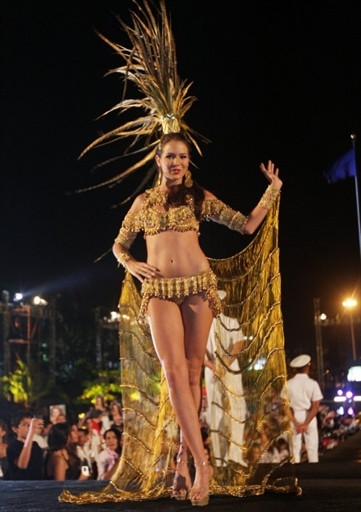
81;465;90;476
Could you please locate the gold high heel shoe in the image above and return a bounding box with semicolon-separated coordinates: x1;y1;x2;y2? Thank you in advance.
171;458;191;501
189;460;212;507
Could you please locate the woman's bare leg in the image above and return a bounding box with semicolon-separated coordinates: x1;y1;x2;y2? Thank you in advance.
148;295;213;502
181;294;214;503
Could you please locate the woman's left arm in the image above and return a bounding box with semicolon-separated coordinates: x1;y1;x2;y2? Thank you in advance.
240;160;282;235
203;160;282;235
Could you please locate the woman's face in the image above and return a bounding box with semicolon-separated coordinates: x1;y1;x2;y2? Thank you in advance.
69;424;80;443
95;396;104;409
50;406;62;422
104;430;120;451
156;140;190;186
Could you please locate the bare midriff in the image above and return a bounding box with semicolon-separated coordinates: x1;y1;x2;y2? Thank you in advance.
145;230;210;277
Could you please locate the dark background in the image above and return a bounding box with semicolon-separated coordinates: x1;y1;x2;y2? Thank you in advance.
1;0;360;369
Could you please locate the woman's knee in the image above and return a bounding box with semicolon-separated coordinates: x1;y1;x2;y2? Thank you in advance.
163;363;188;389
187;361;203;388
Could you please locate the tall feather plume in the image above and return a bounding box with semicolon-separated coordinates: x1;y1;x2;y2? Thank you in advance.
78;0;209;202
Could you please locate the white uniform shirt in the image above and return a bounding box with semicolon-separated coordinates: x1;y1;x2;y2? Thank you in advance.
281;373;323;411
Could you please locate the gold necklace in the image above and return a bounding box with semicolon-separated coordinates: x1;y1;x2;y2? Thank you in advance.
149;186;168;206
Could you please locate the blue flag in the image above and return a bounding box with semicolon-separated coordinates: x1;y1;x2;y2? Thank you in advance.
324;148;357;184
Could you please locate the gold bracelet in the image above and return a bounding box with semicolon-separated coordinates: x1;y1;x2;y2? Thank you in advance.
240;216;249;235
116;251;131;268
258;185;280;210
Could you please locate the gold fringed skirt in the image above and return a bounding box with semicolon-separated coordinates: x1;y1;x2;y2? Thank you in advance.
139;268;222;325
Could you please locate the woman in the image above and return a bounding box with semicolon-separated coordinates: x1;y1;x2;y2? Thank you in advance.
96;427;122;480
45;422;90;481
108;400;123;432
112;131;282;506
94;395;112;434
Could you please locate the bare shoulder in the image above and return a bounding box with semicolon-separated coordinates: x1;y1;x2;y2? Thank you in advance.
53;449;68;462
128;192;146;214
203;188;218;200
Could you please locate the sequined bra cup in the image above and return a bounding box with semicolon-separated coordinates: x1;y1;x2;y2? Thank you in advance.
115;186;247;248
141;187;199;235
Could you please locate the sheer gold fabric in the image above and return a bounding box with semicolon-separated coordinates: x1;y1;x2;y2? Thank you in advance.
59;196;301;504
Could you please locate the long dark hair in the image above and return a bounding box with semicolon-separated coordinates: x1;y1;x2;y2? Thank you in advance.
157;132;205;219
103;426;123;455
47;422;69;451
46;422;81;477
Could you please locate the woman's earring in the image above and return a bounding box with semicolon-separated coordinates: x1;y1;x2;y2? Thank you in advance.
184;170;193;188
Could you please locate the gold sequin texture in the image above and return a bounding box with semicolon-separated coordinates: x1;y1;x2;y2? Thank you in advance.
139;269;222;325
114;187;248;247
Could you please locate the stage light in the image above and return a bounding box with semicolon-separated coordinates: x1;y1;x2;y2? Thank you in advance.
33;296;48;306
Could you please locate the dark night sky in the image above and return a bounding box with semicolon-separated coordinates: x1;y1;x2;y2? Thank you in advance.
1;1;360;364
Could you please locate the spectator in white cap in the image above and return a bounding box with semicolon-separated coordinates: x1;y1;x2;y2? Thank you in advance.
280;354;323;463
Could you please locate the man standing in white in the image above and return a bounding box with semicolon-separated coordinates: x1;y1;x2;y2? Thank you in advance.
204;290;247;467
281;354;323;463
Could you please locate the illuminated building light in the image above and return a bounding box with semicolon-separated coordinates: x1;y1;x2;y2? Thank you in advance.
33;296;48;306
347;366;361;382
342;298;357;309
334;396;346;402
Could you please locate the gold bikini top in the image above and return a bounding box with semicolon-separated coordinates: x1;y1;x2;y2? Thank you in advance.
114;186;247;249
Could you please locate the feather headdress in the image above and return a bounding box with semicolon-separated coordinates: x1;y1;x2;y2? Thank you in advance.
80;0;209;203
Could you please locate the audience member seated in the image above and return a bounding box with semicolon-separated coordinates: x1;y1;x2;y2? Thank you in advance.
68;422;93;476
94;395;112;434
96;427;122;480
33;416;49;455
84;414;103;456
275;437;290;461
108;400;124;433
78;425;97;478
5;410;44;480
45;422;90;480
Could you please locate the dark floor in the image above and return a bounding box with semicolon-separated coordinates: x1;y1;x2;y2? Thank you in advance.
1;431;361;512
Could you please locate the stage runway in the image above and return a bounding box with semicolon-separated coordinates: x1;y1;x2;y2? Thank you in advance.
1;431;360;512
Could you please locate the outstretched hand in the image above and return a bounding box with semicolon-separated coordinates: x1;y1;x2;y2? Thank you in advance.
260;160;282;190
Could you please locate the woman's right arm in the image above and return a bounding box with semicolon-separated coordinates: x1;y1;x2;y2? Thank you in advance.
112;195;161;282
112;195;142;268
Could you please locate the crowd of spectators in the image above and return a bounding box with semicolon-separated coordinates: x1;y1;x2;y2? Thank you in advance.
0;395;124;481
0;397;359;480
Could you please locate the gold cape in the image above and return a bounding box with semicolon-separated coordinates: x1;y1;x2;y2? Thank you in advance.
59;196;301;504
